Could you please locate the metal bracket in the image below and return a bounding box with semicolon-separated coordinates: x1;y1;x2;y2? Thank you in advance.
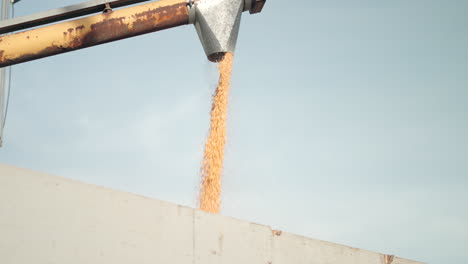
243;0;252;12
187;0;196;24
249;0;266;14
186;0;195;7
103;3;113;13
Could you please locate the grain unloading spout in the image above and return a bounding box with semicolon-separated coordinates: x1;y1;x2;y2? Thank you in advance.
188;0;266;62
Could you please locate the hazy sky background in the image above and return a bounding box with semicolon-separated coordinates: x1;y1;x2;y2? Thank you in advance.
1;0;467;263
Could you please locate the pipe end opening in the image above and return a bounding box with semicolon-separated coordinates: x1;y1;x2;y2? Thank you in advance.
208;52;228;63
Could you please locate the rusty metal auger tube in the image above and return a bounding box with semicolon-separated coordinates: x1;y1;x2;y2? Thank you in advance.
0;0;189;67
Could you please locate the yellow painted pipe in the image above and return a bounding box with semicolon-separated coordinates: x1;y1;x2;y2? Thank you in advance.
0;0;189;67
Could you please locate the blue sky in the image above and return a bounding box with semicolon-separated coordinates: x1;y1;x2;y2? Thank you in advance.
1;0;467;263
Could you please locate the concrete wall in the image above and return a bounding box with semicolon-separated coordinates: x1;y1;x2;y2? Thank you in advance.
0;164;422;264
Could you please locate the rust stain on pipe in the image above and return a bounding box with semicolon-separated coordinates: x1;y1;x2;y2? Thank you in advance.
0;0;188;67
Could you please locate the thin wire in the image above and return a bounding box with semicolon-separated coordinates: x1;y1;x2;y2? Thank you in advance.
2;3;13;130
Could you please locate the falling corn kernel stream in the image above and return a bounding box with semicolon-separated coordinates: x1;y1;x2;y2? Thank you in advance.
199;53;234;214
